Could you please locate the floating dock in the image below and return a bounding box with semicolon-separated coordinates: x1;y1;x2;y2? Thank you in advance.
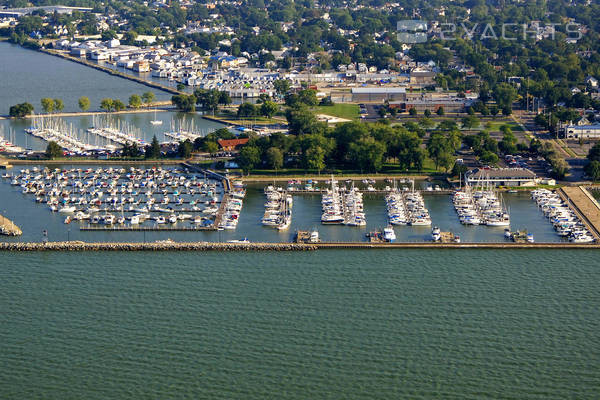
557;186;600;240
0;214;22;236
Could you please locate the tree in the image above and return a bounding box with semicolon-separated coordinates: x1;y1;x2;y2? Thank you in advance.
297;89;318;106
177;83;186;92
41;98;54;114
142;91;155;105
53;99;64;113
585;160;600;181
588;142;600;162
78;96;90;112
45;141;63;159
462;115;480;129
286;107;324;135
493;83;518;111
479;151;499;165
266;147;283;170
419;117;435;129
237;102;257;118
273;79;291;97
171;95;196;112
260;101;278;118
178;139;193;159
9;102;34;118
100;98;113;112
205;141;219;154
451;162;468;178
436;107;444;116
424;109;431;117
237;145;261;174
145;135;161;159
409;107;417;116
113;99;126;112
128;94;142;108
349;137;387;172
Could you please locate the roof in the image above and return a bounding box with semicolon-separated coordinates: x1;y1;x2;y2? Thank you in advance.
468;168;536;179
217;138;249;148
351;87;406;94
566;124;600;131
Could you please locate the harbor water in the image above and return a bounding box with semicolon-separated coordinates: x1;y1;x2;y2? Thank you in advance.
1;249;599;399
0;167;562;244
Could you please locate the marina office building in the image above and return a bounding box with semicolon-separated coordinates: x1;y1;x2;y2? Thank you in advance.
466;168;538;187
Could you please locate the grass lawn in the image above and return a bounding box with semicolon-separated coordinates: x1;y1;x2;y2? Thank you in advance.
314;104;359;120
485;121;524;132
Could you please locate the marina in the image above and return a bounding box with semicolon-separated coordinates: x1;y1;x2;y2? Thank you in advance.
0;164;583;244
3;166;229;231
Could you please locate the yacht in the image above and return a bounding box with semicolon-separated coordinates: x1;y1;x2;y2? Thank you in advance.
383;226;396;242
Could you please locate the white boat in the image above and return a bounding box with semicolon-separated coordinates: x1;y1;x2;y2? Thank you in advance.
130;215;140;225
227;238;250;243
309;230;320;243
58;205;76;213
431;226;441;241
383;226;396;242
150;109;163;125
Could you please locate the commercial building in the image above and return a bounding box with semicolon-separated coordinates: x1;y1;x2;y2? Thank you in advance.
563;124;600;139
466;168;537;187
351;87;407;102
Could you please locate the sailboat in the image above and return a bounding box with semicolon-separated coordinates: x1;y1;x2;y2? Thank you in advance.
150;108;162;125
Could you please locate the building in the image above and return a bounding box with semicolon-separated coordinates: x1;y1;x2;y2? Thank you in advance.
217;138;249;152
409;70;436;85
466;168;537;187
351;87;407;102
564;124;600;138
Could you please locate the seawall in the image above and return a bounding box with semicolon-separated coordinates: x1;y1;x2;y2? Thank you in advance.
0;241;599;252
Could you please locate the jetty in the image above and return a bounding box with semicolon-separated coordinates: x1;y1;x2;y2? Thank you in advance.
557;186;600;240
1;241;600;252
40;49;183;96
0;214;22;236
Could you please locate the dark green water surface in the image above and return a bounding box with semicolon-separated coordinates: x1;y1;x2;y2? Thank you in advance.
1;250;598;399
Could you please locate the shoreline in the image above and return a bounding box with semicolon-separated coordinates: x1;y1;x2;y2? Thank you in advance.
0;241;598;251
0;105;173;120
39;48;184;96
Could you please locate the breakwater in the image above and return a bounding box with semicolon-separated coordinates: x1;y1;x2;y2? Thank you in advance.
0;241;316;251
39;49;183;96
1;241;599;251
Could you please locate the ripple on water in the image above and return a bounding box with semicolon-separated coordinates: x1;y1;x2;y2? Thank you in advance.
0;249;599;399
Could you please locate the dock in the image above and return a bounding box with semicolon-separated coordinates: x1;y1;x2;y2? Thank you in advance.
557;186;600;240
0;214;22;236
80;225;215;231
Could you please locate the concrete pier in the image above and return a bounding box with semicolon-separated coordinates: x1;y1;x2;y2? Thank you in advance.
0;214;22;236
558;186;600;240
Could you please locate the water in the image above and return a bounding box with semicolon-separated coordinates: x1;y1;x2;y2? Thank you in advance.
0;250;598;399
0;42;171;114
0;167;562;243
0;112;228;151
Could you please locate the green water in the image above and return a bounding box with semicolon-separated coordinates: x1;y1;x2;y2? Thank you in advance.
1;250;598;399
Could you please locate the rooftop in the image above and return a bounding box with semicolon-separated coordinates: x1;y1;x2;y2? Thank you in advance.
468;168;536;179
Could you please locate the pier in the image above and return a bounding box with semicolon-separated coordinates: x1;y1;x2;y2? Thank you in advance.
80;225;215;231
557;186;600;240
0;214;22;236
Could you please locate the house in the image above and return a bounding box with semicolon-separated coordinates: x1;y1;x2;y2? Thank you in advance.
585;76;598;88
217;138;249;151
